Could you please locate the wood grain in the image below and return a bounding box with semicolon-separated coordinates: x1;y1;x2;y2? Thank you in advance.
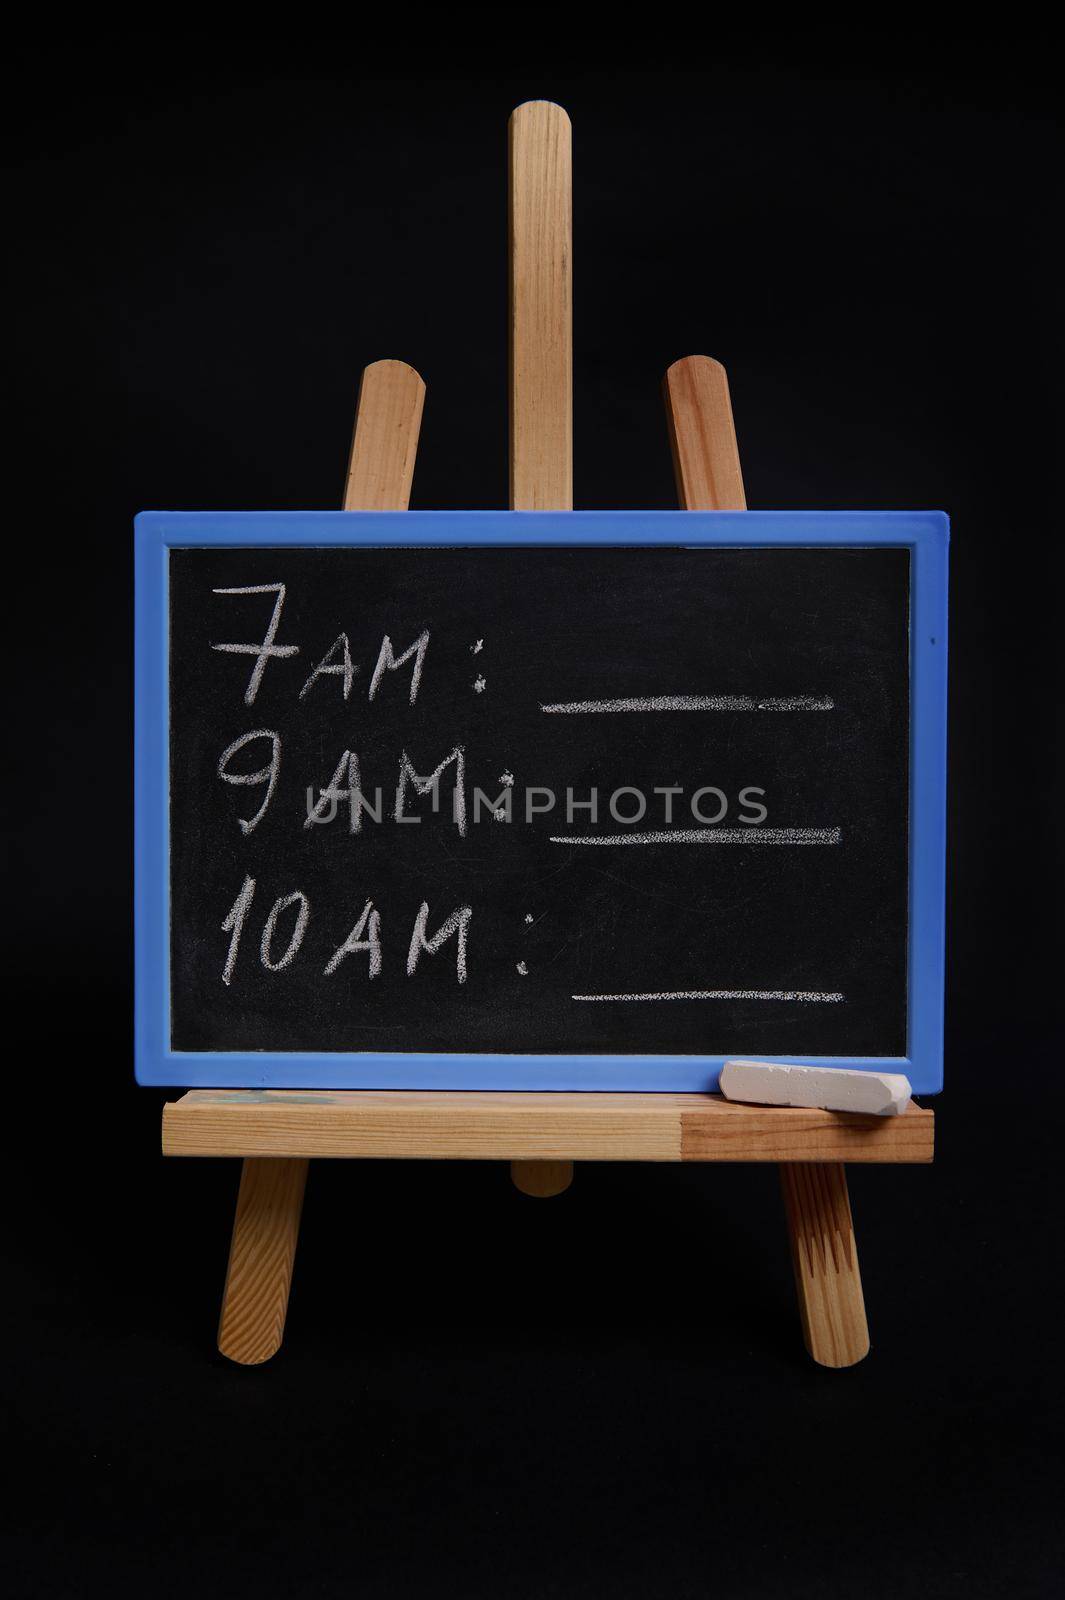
508;99;574;1196
663;355;746;512
217;1157;308;1365
780;1162;870;1367
343;358;425;511
163;1091;933;1163
663;348;875;1366
509;101;573;511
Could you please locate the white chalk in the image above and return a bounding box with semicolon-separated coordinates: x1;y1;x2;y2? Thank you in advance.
719;1060;912;1116
574;990;843;1003
540;696;834;713
550;828;841;846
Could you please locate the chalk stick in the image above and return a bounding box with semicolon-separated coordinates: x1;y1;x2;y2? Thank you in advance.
720;1060;912;1116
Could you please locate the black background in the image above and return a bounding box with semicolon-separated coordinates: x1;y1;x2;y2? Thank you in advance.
169;546;908;1060
5;32;1062;1600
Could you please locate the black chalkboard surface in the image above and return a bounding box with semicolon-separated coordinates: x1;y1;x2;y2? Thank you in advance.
133;511;948;1090
169;541;909;1052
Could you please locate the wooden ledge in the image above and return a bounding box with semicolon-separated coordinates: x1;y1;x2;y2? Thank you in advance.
162;1090;933;1164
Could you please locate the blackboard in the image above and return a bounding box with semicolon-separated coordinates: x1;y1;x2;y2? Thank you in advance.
135;511;948;1091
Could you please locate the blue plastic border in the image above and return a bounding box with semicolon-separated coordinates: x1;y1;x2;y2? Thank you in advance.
134;510;948;1092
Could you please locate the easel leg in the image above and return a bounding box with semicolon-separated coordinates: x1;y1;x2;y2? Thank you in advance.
510;1160;573;1197
212;359;423;1365
780;1163;869;1368
218;1158;308;1365
508;102;575;1202
662;358;872;1368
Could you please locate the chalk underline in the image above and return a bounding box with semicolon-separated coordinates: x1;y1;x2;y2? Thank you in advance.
572;990;845;1003
540;696;834;713
549;828;841;846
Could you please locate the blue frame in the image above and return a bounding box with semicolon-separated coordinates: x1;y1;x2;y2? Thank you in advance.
135;510;948;1093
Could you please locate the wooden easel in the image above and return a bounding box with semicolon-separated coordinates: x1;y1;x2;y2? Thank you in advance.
161;103;935;1369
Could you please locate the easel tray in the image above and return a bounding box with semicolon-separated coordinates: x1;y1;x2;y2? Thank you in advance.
162;1089;933;1163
